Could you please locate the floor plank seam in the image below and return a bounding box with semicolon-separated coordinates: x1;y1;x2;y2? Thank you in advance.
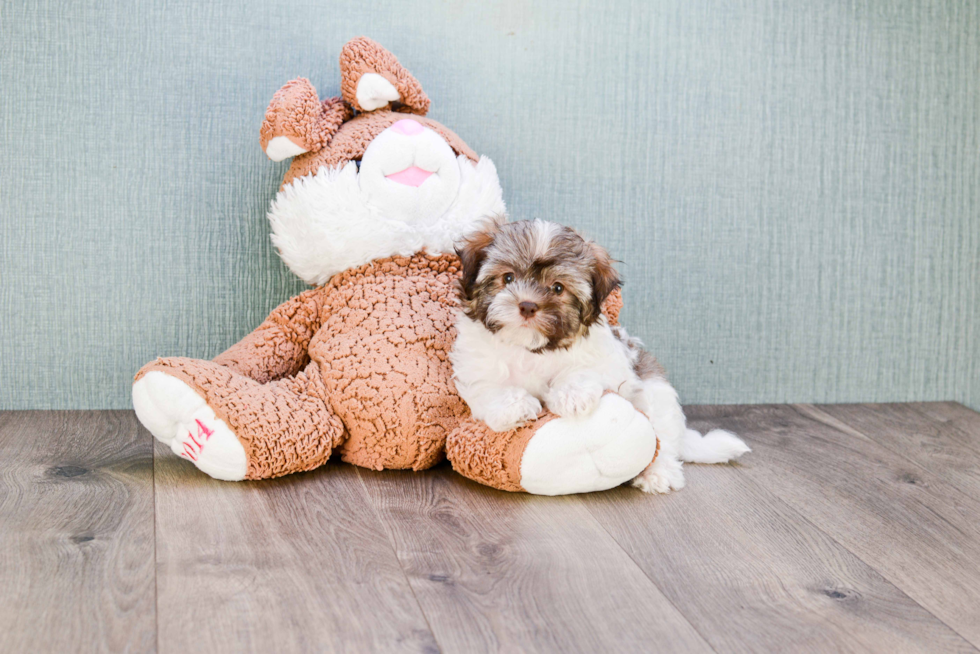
353;467;444;654
574;494;721;654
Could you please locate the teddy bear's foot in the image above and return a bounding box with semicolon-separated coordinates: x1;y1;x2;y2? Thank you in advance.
133;371;247;481
518;394;658;496
447;393;658;496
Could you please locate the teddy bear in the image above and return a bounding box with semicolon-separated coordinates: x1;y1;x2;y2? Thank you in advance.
132;37;659;495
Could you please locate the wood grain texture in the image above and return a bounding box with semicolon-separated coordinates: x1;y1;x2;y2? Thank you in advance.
812;403;980;501
0;411;155;653
356;464;711;653
910;402;980;451
153;445;439;654
5;404;980;651
582;465;975;653
687;404;980;647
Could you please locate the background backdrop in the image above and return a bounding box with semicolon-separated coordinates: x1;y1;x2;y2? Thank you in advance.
1;0;977;411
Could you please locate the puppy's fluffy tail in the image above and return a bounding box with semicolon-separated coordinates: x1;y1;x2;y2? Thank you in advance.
680;428;750;464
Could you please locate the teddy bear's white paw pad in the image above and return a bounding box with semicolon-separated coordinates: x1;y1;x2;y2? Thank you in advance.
356;73;400;111
133;371;204;444
519;394;657;496
132;371;247;481
170;409;247;481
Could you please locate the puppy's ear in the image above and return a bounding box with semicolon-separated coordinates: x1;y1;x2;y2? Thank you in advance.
455;222;500;301
588;243;621;324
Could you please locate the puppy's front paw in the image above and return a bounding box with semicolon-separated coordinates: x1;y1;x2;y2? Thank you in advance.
632;453;685;494
546;380;603;418
485;390;542;432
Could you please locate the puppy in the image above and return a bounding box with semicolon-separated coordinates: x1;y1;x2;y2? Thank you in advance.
450;218;749;493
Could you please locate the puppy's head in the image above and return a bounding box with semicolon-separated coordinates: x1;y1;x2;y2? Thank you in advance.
456;219;620;351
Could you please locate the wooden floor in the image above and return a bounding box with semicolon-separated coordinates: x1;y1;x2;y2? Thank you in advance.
2;403;980;653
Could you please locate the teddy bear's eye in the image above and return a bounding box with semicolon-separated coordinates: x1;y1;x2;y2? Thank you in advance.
503;273;515;284
552;282;564;295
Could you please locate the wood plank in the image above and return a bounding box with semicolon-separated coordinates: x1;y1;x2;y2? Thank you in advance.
686;404;980;647
153;444;438;654
812;403;980;501
356;464;712;654
910;402;980;447
582;464;975;653
0;411;156;653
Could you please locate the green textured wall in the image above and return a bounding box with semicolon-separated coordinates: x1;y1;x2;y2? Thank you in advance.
1;0;977;410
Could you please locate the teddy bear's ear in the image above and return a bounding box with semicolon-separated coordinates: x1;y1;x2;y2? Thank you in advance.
340;37;430;115
260;78;352;162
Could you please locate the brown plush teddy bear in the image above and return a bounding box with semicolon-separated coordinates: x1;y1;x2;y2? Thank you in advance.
132;37;660;495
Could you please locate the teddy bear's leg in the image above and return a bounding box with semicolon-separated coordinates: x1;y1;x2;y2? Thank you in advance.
133;357;345;480
446;394;658;496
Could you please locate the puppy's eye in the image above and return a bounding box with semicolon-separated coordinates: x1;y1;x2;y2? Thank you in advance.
552;282;564;294
503;273;515;284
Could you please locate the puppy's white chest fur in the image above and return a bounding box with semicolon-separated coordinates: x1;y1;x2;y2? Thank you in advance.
451;313;639;417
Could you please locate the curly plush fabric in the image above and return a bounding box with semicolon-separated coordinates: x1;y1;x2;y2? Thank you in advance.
311;253;468;470
603;288;623;326
134;357;345;479
136;253;469;477
213;286;325;383
446;413;557;491
135;254;628;484
259;78;352;155
340;36;430;115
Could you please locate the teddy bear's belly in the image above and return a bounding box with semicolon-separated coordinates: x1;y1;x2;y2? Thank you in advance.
307;253;468;471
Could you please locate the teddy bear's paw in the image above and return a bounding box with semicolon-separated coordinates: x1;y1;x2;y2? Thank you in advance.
356;73;400;111
519;394;658;496
132;371;247;481
632;452;685;494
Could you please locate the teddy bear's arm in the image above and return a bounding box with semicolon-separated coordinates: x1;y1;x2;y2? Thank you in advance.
212;287;327;384
602;288;623;326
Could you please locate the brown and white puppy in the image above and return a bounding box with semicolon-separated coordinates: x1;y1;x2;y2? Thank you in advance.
456;218;620;352
450;219;749;493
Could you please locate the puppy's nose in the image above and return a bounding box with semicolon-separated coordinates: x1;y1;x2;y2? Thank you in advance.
391;119;424;136
518;301;539;318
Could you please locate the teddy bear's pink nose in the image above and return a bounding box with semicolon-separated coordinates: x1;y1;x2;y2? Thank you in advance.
391;119;424;136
